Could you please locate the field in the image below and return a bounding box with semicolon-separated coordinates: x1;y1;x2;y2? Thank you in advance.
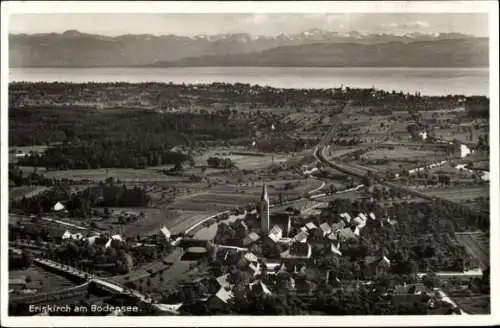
434;127;488;144
425;186;489;202
361;146;443;161
455;232;489;270
361;160;418;171
9;265;77;294
325;146;366;159
42;167;185;182
9;186;50;201
194;148;291;170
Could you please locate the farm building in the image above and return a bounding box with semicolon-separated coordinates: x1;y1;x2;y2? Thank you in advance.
362;256;391;278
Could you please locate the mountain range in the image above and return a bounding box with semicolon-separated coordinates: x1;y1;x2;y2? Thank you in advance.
9;29;488;67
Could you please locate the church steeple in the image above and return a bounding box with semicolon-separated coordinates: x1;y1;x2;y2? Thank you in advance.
260;182;270;233
261;183;269;202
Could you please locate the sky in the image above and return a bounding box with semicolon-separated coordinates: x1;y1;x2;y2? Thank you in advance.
9;13;489;37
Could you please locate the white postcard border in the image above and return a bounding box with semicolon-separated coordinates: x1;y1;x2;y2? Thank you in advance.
1;1;499;327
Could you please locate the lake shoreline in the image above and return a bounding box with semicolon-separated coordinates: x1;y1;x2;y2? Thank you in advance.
9;67;489;97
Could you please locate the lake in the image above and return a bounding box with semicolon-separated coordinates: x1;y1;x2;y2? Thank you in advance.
9;67;489;97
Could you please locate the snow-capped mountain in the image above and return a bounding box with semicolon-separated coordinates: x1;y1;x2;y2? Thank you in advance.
9;29;481;67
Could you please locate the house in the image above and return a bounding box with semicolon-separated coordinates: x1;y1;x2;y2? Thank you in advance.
264;262;286;275
61;230;72;240
305;222;317;231
243;252;259;264
391;283;427;305
86;234;101;246
61;230;84;241
363;256;391;278
351;216;366;228
319;222;332;236
268;225;283;243
340;212;352;223
277;238;293;246
105;234;123;248
53;202;65;212
393;283;426;295
242;232;260;247
369;212;376;220
292;230;309;243
207;287;233;312
338;227;358;241
237;252;259;269
160;226;171;241
215;274;231;289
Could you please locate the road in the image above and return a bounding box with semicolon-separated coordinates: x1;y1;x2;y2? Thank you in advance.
315;135;487;217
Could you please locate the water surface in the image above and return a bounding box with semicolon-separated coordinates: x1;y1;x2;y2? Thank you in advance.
9;67;489;96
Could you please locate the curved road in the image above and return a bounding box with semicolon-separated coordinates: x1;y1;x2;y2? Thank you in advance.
314;122;487;218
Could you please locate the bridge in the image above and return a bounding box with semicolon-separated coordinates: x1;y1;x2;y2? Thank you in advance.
9;248;180;314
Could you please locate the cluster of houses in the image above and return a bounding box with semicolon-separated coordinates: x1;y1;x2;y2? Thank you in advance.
239;209;397;260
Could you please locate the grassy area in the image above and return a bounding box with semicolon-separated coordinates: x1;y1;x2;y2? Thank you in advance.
42;167;185;182
9;265;77;294
425;186;489;202
10;186;50;201
194;148;291;170
362;147;442;161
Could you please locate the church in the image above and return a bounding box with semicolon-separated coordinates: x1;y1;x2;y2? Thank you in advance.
258;183;292;238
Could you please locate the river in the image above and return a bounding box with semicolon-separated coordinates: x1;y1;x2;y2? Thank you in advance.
9;67;489;97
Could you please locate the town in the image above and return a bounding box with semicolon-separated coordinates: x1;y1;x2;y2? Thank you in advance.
8;81;490;316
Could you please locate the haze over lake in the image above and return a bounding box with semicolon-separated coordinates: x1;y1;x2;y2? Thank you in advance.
9;67;489;97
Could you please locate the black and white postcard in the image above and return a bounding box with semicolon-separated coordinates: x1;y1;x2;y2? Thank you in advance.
1;1;498;327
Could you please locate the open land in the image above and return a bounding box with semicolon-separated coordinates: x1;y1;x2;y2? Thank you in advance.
8;82;490;316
